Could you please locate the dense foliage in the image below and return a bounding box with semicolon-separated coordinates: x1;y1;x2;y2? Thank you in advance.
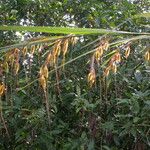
0;0;150;150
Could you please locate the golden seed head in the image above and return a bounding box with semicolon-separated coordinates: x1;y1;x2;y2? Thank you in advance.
144;51;150;61
62;39;69;56
104;66;110;77
3;62;9;73
114;52;121;63
125;47;131;58
112;63;117;74
70;36;78;46
39;75;46;90
40;65;49;79
14;48;20;54
0;83;5;96
31;45;35;54
22;46;28;56
88;69;96;87
46;52;52;65
14;62;20;75
103;41;109;51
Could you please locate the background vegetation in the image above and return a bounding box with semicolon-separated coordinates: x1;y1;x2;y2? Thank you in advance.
0;0;150;149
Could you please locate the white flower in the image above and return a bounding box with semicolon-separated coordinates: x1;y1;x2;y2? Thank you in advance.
23;60;28;66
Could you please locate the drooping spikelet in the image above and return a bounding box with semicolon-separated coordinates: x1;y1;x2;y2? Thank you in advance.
94;47;103;62
88;68;96;87
88;56;96;87
14;62;20;75
144;51;150;61
39;75;46;91
45;52;52;65
125;46;131;58
30;45;35;54
111;63;117;74
0;83;5;96
22;46;28;57
62;39;69;56
104;66;111;77
39;65;49;79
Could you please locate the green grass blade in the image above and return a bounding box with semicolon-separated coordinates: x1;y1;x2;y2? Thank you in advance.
0;25;150;35
133;12;150;18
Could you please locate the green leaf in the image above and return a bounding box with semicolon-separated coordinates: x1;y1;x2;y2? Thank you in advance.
0;25;150;35
133;12;150;18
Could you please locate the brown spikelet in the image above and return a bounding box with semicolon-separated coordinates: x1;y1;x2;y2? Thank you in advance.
88;69;96;87
14;62;20;75
22;46;28;57
70;36;78;46
53;40;61;56
3;62;9;73
46;52;52;65
112;63;117;74
104;66;110;77
39;75;46;91
40;65;49;79
5;51;13;62
144;51;150;61
125;47;131;58
62;39;69;56
43;65;49;79
94;47;103;61
115;52;121;63
103;40;109;51
30;45;35;54
52;40;62;64
14;48;20;55
0;83;5;96
88;56;96;87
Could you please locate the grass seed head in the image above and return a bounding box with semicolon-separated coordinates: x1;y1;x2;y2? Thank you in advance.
144;51;150;61
88;69;96;87
112;63;117;74
125;47;131;58
0;83;5;96
3;62;9;73
104;66;110;77
14;62;20;75
31;45;35;54
39;75;46;91
62;39;69;56
46;52;52;65
22;46;28;57
40;65;49;79
70;36;78;46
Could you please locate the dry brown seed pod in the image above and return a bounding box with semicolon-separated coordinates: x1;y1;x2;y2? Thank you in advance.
3;62;9;73
0;83;5;96
104;66;110;77
22;46;28;56
125;47;131;58
31;45;35;54
115;52;121;63
53;40;61;55
70;36;78;46
43;65;49;79
62;39;69;56
112;63;117;74
103;41;109;51
144;51;150;61
40;65;49;79
88;69;96;87
39;75;46;90
46;52;52;64
14;48;20;54
14;62;20;75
